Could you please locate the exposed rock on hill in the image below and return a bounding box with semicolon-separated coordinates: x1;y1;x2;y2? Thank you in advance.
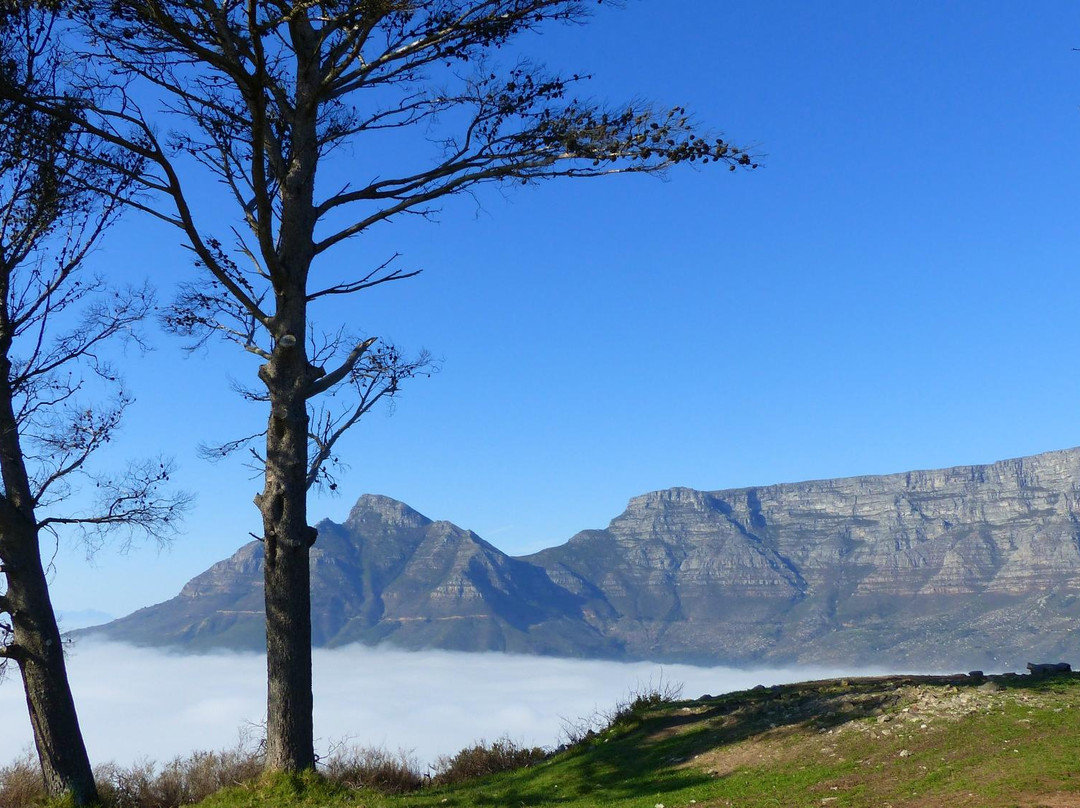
91;448;1080;668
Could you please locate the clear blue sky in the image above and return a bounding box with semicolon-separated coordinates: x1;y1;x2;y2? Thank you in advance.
48;1;1080;618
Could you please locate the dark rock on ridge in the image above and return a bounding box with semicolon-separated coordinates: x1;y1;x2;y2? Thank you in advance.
90;448;1080;669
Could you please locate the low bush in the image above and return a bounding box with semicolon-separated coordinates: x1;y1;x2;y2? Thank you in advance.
432;737;547;785
2;728;556;805
607;674;684;727
320;746;423;794
0;746;263;808
95;746;263;808
559;674;685;747
0;752;45;808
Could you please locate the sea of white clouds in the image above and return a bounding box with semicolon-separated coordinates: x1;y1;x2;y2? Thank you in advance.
0;642;884;769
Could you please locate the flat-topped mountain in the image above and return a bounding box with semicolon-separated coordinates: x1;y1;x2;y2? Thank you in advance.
91;448;1080;669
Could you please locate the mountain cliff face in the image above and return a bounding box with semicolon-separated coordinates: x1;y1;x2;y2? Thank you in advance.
92;448;1080;669
529;449;1080;667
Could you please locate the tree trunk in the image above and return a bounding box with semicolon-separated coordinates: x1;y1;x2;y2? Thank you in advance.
6;533;99;805
0;360;98;805
256;336;316;771
255;20;321;768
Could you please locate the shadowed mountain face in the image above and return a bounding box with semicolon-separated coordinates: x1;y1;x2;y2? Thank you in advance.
92;449;1080;669
97;495;617;657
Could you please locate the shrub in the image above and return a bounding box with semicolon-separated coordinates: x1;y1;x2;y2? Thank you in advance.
321;746;423;794
432;737;547;785
607;674;684;727
94;746;263;808
1;745;264;808
0;752;45;808
558;710;607;747
559;674;685;747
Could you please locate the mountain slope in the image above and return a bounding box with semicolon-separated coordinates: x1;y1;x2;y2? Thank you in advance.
97;495;617;657
91;448;1080;668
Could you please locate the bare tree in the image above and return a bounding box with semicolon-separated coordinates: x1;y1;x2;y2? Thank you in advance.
27;0;756;771
0;6;189;803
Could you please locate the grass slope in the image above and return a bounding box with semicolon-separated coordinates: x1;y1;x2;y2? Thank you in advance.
198;673;1080;808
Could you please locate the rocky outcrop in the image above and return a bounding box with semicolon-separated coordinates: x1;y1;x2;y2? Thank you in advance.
90;449;1080;669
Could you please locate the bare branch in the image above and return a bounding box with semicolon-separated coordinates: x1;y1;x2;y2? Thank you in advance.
305;336;376;399
306;254;421;301
197;431;268;462
11;93;276;326
37;459;192;548
306;344;435;491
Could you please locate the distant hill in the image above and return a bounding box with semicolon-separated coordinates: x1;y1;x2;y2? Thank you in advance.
57;610;114;631
89;447;1080;669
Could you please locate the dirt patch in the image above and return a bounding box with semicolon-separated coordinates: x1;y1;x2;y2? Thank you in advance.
1021;794;1080;808
650;673;1080;808
890;791;1080;808
683;731;809;778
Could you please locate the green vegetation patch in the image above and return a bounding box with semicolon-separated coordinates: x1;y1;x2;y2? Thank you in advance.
196;771;359;808
371;673;1080;808
23;672;1072;808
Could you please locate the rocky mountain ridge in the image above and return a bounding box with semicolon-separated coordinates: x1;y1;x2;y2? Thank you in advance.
91;447;1080;668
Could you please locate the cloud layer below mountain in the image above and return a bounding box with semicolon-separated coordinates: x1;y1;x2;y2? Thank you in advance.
1;642;884;768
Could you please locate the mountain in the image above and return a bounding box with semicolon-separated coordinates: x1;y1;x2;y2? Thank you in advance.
96;495;618;657
528;451;1080;667
90;448;1080;669
57;610;114;631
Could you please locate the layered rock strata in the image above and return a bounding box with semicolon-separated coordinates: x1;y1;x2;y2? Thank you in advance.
92;448;1080;669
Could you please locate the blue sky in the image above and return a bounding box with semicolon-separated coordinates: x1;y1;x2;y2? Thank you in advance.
44;1;1080;618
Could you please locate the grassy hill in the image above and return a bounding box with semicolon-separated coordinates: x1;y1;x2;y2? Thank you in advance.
191;671;1080;808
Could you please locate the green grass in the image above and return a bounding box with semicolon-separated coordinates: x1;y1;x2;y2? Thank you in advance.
195;771;357;808
183;673;1080;808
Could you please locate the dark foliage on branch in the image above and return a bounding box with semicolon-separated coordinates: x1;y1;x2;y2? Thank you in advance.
65;0;755;236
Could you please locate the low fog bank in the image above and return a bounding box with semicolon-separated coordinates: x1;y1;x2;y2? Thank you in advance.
0;642;887;768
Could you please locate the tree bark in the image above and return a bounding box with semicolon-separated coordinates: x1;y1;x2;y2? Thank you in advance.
6;532;99;805
0;360;98;805
255;21;322;768
257;395;316;770
256;298;317;771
